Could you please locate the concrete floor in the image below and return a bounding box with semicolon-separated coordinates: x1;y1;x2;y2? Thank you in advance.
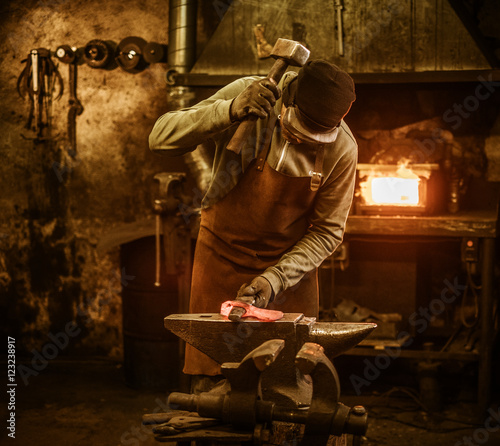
8;357;500;446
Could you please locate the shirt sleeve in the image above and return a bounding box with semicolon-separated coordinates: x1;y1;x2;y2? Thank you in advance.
149;77;262;156
261;136;358;296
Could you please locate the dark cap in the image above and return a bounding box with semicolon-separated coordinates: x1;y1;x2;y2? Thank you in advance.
295;60;356;132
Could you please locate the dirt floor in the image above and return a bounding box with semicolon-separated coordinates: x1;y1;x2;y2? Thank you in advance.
6;357;500;446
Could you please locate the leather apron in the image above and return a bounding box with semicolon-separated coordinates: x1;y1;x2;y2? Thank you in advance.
184;139;321;376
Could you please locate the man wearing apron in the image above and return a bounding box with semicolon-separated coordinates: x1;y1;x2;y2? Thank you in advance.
149;60;357;388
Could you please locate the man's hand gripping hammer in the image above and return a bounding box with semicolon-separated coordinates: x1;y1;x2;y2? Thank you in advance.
226;38;310;154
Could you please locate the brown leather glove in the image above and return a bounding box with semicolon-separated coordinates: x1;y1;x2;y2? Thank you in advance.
230;79;281;122
236;276;274;309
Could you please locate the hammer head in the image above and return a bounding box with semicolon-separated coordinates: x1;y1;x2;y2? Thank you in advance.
271;38;310;67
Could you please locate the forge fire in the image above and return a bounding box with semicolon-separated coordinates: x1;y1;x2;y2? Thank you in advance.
356;162;440;215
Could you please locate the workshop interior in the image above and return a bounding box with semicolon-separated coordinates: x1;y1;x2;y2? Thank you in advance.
1;0;500;445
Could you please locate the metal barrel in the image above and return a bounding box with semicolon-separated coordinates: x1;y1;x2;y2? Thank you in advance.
120;236;180;391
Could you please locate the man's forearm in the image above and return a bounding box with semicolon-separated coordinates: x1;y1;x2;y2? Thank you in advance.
149;77;260;156
261;225;344;296
149;99;233;156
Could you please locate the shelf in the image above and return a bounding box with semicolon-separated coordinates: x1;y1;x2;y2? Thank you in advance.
343;346;480;362
345;210;499;238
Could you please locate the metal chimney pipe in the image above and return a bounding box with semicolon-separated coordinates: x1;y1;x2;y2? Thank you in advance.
168;0;197;74
167;0;212;196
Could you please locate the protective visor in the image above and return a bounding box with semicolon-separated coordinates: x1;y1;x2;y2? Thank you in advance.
282;105;339;144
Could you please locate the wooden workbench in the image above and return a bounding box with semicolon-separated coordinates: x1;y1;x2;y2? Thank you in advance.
342;209;498;415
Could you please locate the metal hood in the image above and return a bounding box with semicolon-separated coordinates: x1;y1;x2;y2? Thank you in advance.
172;0;497;86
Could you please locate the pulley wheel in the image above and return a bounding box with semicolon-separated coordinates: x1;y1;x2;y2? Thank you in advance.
143;42;166;64
83;39;112;68
55;45;76;64
115;36;147;73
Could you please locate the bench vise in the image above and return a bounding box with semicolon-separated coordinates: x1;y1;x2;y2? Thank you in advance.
167;339;369;445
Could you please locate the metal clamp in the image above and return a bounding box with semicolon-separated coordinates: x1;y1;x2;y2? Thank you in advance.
309;170;323;191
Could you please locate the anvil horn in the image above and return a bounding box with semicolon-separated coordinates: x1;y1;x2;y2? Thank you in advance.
307;322;377;358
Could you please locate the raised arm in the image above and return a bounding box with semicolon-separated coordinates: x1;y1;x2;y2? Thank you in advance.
149;77;262;156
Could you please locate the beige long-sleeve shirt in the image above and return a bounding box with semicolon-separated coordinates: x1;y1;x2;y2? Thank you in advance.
149;72;358;297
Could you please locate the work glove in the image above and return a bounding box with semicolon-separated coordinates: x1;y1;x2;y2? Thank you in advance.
236;276;274;309
230;79;281;122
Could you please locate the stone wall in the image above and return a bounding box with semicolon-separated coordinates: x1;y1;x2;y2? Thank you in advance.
0;0;211;358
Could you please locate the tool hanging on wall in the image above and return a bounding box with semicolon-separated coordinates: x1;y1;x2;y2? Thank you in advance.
152;172;194;393
55;45;76;64
115;36;148;73
18;36;164;144
143;41;167;64
67;58;84;156
17;48;64;139
55;45;84;156
83;39;115;69
152;172;192;297
254;24;274;59
334;0;345;56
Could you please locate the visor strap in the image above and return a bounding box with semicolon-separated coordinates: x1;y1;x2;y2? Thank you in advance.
309;145;325;191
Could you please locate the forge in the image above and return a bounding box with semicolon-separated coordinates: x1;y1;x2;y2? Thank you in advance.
357;162;440;215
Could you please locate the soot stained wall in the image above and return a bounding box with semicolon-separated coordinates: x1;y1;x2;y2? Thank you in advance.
0;0;208;358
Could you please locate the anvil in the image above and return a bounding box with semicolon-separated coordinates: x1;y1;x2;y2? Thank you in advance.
165;313;376;407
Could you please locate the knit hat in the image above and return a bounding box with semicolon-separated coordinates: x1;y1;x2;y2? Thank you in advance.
283;60;356;143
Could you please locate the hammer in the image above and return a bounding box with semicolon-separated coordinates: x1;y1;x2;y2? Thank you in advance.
226;38;310;154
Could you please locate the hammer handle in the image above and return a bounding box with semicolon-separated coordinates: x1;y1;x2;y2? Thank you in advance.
226;116;257;154
226;59;288;155
228;306;246;322
267;58;288;85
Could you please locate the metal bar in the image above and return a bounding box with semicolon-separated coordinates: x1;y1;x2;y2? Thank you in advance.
171;70;500;87
478;237;495;414
334;0;344;56
168;0;197;73
30;50;40;134
351;69;500;83
154;214;161;287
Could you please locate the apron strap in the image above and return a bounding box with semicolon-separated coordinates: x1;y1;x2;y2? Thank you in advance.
254;114;324;191
309;145;325;191
256;113;278;172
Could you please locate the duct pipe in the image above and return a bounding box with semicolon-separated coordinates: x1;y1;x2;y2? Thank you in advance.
168;0;197;74
167;0;212;196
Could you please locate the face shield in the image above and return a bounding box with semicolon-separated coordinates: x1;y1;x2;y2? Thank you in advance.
281;105;339;144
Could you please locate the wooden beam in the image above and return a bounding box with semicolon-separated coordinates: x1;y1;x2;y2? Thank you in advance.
345;210;499;238
173;70;500;86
